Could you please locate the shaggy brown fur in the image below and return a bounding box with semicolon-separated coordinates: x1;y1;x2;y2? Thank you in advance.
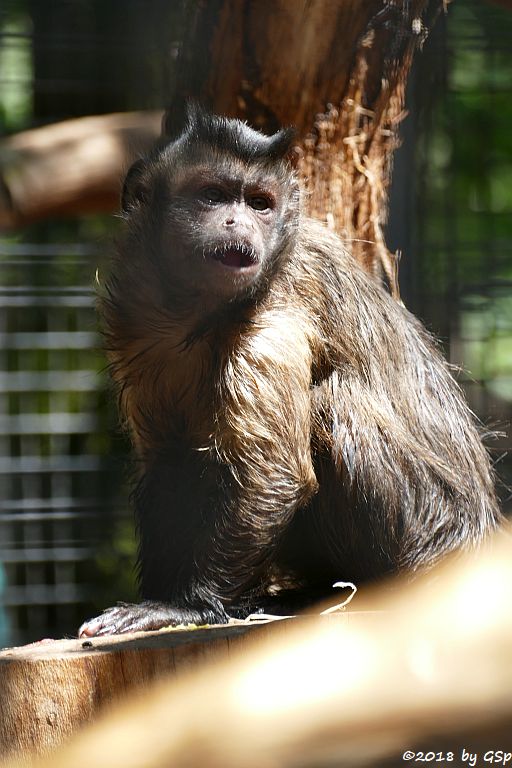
79;106;501;636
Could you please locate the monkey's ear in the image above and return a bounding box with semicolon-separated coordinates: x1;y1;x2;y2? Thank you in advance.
267;126;296;160
121;159;148;213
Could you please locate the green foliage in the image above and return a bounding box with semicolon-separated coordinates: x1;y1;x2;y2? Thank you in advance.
418;0;512;405
0;11;32;131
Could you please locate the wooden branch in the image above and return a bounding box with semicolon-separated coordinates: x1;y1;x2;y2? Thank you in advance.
0;112;162;230
1;530;511;768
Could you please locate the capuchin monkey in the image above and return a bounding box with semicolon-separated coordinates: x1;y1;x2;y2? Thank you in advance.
79;105;501;637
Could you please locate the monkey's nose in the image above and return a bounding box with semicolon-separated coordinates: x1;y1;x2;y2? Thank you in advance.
224;218;235;226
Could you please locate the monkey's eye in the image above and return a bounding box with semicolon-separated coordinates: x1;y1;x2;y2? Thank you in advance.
198;186;227;205
247;195;273;212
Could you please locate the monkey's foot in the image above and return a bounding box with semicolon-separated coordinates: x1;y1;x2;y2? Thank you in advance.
78;600;227;637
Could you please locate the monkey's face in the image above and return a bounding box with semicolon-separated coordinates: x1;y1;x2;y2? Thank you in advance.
120;106;299;313
161;161;298;302
121;156;298;311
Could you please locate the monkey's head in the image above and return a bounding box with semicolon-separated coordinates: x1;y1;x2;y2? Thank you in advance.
120;104;299;310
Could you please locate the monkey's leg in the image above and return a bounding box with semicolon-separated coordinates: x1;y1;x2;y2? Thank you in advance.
79;443;318;636
316;371;499;576
79;321;318;636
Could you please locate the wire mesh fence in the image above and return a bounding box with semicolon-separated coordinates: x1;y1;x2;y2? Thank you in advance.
0;239;130;644
413;3;512;510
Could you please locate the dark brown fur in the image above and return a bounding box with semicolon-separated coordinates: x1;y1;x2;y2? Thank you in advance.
79;107;501;636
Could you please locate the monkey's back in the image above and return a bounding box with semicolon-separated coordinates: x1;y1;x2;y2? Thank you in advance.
266;218;501;583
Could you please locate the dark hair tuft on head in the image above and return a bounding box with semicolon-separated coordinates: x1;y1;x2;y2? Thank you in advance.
163;101;295;164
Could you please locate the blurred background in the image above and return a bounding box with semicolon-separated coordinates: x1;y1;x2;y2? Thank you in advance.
0;0;510;647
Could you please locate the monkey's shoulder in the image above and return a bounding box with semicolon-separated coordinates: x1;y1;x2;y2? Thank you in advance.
288;218;399;320
281;217;448;373
293;218;376;294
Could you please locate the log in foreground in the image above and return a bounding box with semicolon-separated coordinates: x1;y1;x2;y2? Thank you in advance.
1;530;511;768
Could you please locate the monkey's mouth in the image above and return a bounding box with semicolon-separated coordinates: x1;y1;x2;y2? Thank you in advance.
206;243;259;270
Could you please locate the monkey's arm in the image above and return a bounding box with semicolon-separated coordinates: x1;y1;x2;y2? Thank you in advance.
204;308;319;597
79;309;319;636
79;451;230;636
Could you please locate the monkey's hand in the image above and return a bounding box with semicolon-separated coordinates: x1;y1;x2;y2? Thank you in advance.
78;600;228;637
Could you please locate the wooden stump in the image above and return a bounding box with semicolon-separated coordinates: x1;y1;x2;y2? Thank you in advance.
0;614;371;763
0;620;262;761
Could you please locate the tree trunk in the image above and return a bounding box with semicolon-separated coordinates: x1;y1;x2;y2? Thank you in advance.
173;0;445;289
0;0;445;289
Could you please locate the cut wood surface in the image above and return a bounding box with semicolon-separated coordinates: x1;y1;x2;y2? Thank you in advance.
0;613;374;764
1;531;511;768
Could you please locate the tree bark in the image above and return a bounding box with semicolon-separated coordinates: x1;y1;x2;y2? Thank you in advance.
172;0;445;289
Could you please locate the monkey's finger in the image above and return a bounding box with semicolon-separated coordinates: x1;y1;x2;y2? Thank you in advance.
78;605;133;637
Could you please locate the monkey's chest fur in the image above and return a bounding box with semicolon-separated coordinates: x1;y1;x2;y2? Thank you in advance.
111;294;319;478
114;329;219;457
